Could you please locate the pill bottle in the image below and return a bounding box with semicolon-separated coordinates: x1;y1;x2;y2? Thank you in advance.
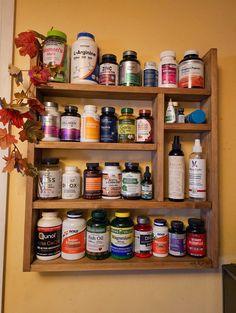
118;108;136;143
102;162;122;199
122;162;141;200
37;158;62;199
86;210;110;260
169;220;186;257
153;218;169;257
119;50;141;86
158;50;178;88
134;216;152;258
143;61;158;87
43;29;68;82
41;101;60;141
100;107;118;143
80;105;100;142
60;105;81;141
179;50;204;88
186;218;206;257
136;109;153;143
71;32;99;84
61;210;86;260
99;54;119;85
83;163;102;199
36;212;62;260
111;211;134;260
62;166;80;200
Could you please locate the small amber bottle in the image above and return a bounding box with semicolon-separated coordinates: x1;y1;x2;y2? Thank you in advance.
83;163;102;199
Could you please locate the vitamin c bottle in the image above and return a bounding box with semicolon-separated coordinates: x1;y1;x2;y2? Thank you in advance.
153;218;169;257
169;220;186;257
136;109;153;143
100;107;118;143
83;163;102;199
62;166;80;200
186;218;206;257
99;54;119;85
135;216;152;258
118;108;136;143
122;162;141;199
60;105;81;141
102;162;122;199
81;105;100;142
41;101;60;141
119;50;141;86
158;50;178;88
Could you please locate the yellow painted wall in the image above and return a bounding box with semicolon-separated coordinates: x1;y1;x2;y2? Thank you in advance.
4;0;236;312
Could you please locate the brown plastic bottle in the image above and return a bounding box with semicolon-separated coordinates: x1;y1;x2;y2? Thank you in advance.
83;163;102;199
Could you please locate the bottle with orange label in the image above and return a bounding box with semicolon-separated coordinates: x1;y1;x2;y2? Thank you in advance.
80;105;100;142
152;218;169;257
83;163;102;199
61;210;86;260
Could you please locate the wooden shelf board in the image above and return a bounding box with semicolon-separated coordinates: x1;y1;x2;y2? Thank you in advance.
30;255;213;272
164;124;211;132
33;199;212;209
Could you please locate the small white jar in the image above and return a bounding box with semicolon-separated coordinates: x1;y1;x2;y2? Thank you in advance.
102;162;122;199
158;50;178;88
41;101;60;141
62;166;80;199
61;210;86;260
80;105;100;142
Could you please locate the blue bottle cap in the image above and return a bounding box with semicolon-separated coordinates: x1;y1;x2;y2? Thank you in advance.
77;32;95;40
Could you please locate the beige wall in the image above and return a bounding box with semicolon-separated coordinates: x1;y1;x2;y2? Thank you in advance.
4;0;236;312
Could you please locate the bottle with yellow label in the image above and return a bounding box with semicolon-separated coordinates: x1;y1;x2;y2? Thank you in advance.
118;108;136;143
80;105;100;142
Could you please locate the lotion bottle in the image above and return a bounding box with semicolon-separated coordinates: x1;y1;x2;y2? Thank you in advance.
165;99;176;123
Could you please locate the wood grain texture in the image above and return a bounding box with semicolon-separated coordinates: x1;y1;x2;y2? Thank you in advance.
157;93;165;200
164;124;211;132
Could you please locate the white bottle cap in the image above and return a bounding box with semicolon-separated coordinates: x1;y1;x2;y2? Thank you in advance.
160;50;176;59
65;166;78;172
42;212;58;217
184;50;199;57
193;139;202;153
84;105;97;112
172;102;178;107
144;61;157;69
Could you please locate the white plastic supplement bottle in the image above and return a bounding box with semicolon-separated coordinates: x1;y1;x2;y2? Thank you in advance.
36;212;62;261
158;50;178;88
61;210;86;260
80;105;100;142
152;218;169;257
71;32;99;84
62;166;80;199
102;162;122;199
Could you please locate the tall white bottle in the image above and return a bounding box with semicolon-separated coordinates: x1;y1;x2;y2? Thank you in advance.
165;98;176;123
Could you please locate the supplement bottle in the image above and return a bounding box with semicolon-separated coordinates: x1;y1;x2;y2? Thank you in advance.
177;108;185;123
60;105;81;141
99;54;119;86
83;163;102;199
118;108;136;143
61;210;86;260
136;109;153;143
134;216;152;258
100;107;118;143
71;32;99;84
122;162;141;200
62;166;80;200
36;212;62;260
153;218;169;257
189;139;206;200
141;166;153;200
38;158;62;199
43;29;68;82
165;99;176;123
168;136;185;201
185;109;206;124
186;218;206;257
86;210;110;260
169;220;186;257
143;61;158;87
119;50;141;86
179;50;204;88
111;211;134;260
158;50;178;88
81;105;100;142
41;101;60;141
102;162;122;199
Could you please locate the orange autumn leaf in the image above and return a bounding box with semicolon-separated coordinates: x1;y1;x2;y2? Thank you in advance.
2;154;15;173
0;128;17;149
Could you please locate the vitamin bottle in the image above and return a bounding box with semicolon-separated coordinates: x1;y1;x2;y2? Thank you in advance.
179;50;204;88
186;218;206;257
118;108;136;143
62;166;80;200
136;109;153;143
143;61;158;87
36;212;62;260
102;162;122;199
61;210;86;260
153;218;169;257
86;210;110;260
165;99;176;123
119;50;141;86
60;105;81;141
83;163;102;199
134;216;152;258
80;105;100;142
185;109;206;124
111;211;134;260
41;101;60;141
189;139;206;200
141;166;153;200
99;54;119;86
38;158;62;199
158;50;178;88
43;29;68;82
169;220;186;257
122;162;141;200
168;136;185;201
100;107;118;143
71;32;99;84
177;108;185;123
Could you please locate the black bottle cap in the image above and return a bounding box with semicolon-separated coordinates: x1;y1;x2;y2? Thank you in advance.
123;50;137;58
171;220;184;231
104;162;120;166
86;163;99;169
188;218;205;227
154;218;167;226
125;162;139;169
92;209;107;220
41;158;59;165
101;107;115;114
172;136;181;150
65;105;78;112
67;210;83;218
144;166;151;179
102;54;117;63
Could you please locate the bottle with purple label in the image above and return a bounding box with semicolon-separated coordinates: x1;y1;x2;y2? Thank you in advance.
41;102;60;141
169;220;186;256
60;105;81;141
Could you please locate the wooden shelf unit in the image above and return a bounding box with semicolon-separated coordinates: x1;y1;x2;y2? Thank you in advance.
23;48;218;272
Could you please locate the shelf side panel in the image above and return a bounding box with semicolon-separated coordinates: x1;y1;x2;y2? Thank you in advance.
157;93;165;201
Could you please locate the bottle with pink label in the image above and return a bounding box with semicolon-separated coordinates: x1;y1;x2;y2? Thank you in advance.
158;50;178;88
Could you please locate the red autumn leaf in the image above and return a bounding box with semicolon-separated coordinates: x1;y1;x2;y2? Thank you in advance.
0;108;33;128
15;31;38;58
2;153;15;173
28;66;51;86
28;98;45;115
0;128;17;149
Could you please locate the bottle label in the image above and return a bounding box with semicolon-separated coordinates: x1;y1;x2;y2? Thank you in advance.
153;227;169;256
165;106;176;123
100;116;117;142
81;116;100;141
62;174;80;199
179;60;204;88
38;170;62;199
122;172;141;197
86;229;110;253
85;176;102;196
161;63;177;86
118;118;135;142
169;233;186;256
187;232;206;257
102;173;122;198
36;225;62;257
42;115;60;138
61;116;80;141
136;119;153;142
62;227;86;254
135;230;152;254
120;61;141;86
168;156;185;199
99;63;118;85
111;226;134;257
141;184;153;199
144;69;158;87
189;159;206;199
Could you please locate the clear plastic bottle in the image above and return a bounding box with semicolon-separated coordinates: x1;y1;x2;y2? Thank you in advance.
80;105;100;142
41;101;60;141
158;50;178;88
62;166;80;199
